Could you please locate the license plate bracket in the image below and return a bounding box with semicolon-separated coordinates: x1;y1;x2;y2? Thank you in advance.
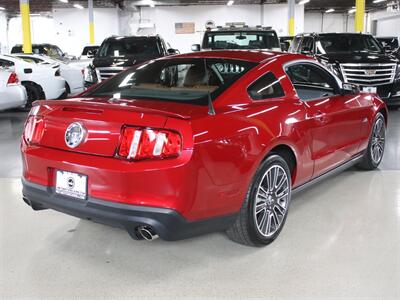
55;170;87;200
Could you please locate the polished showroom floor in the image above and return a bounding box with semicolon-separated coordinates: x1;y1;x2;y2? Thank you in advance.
1;109;399;299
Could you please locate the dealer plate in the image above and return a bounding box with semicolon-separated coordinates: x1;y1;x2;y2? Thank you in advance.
55;170;87;200
362;86;377;93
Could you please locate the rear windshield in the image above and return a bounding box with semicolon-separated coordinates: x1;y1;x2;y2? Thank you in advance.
87;58;257;104
97;37;161;57
203;31;280;50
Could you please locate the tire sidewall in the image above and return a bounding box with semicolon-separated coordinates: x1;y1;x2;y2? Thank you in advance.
246;155;292;245
367;113;386;168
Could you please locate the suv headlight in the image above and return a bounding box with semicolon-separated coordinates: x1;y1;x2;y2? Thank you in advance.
84;66;97;83
395;64;400;81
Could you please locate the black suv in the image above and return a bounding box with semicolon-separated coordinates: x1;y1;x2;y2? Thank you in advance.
192;26;281;52
85;35;177;86
290;33;400;107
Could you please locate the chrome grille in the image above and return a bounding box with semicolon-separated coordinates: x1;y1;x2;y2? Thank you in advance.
340;63;396;86
96;67;125;81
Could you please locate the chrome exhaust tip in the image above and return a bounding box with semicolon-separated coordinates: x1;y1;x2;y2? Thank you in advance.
136;226;159;241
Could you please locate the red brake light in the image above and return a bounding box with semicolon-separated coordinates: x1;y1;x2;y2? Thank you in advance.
118;127;182;161
23;116;45;145
7;72;19;86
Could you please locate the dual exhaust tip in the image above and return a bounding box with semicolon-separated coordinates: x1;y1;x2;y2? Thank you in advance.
135;225;159;241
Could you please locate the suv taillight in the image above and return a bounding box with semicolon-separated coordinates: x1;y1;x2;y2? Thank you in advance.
7;72;19;86
23;116;45;145
117;127;182;161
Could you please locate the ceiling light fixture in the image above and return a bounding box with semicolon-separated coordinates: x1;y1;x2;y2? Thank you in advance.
59;0;69;3
348;7;356;14
73;4;84;9
299;0;310;5
227;1;234;6
0;7;5;10
325;8;335;13
373;0;387;3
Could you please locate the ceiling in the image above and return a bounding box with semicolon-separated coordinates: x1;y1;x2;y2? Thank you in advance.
0;0;391;15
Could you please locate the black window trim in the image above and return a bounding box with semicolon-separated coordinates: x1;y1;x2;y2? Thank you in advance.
283;60;342;102
247;71;286;101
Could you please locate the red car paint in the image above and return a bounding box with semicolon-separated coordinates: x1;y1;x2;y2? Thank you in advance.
21;51;386;223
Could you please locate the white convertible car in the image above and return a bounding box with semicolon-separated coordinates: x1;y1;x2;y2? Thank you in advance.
14;54;85;95
0;69;27;111
0;55;66;107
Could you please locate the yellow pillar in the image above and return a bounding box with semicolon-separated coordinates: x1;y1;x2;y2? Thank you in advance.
19;0;32;53
355;0;365;33
288;0;295;36
88;0;95;45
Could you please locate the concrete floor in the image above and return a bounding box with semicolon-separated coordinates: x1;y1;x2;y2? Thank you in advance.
0;109;399;299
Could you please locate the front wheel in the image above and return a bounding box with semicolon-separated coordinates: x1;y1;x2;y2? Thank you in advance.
357;113;386;170
226;154;292;246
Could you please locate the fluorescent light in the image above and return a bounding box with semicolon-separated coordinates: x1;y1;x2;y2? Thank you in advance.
0;7;5;10
59;0;68;3
348;7;356;14
143;0;155;7
299;0;310;5
325;8;335;13
227;0;234;6
373;0;386;3
73;4;84;9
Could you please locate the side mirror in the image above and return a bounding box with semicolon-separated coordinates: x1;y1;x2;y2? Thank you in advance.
383;45;393;54
167;48;179;55
341;82;360;95
191;44;201;52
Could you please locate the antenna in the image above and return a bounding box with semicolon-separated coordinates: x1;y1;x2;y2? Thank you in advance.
204;58;216;116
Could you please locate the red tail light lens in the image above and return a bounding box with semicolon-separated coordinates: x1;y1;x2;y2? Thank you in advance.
118;127;182;161
23;116;45;145
7;72;19;86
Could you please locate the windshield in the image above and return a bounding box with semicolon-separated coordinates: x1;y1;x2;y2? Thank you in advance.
203;31;280;50
97;37;161;57
87;58;256;104
317;34;383;54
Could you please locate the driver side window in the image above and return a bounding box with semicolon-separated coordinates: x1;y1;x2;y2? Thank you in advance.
286;63;340;102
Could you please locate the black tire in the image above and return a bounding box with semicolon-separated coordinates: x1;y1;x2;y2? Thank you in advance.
23;83;41;109
226;154;292;246
357;112;386;170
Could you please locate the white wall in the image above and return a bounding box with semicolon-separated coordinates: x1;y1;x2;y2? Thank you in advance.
368;9;400;37
304;12;355;33
6;8;119;57
0;12;8;53
134;4;304;53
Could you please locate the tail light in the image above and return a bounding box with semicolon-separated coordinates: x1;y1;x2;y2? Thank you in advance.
7;72;19;86
117;127;182;161
23;116;45;145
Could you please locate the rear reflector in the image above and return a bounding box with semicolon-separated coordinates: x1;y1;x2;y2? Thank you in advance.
23;116;45;145
118;127;182;161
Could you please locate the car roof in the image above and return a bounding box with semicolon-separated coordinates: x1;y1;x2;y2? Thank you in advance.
165;50;290;64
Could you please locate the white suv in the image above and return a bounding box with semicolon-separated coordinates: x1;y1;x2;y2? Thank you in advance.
0;55;66;107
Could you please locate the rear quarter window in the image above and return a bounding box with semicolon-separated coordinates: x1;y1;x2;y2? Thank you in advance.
248;72;285;100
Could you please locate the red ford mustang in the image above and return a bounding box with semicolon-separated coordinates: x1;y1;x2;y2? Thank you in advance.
21;50;387;246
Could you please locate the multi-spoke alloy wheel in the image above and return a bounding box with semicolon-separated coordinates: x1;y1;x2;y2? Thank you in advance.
371;118;385;164
226;154;292;246
254;165;290;237
357;112;386;170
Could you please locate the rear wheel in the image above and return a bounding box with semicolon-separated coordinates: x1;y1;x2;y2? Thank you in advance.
226;154;292;246
23;83;42;109
357;113;386;170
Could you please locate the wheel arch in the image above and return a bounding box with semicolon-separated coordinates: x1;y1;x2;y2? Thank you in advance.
263;143;298;184
21;81;45;99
